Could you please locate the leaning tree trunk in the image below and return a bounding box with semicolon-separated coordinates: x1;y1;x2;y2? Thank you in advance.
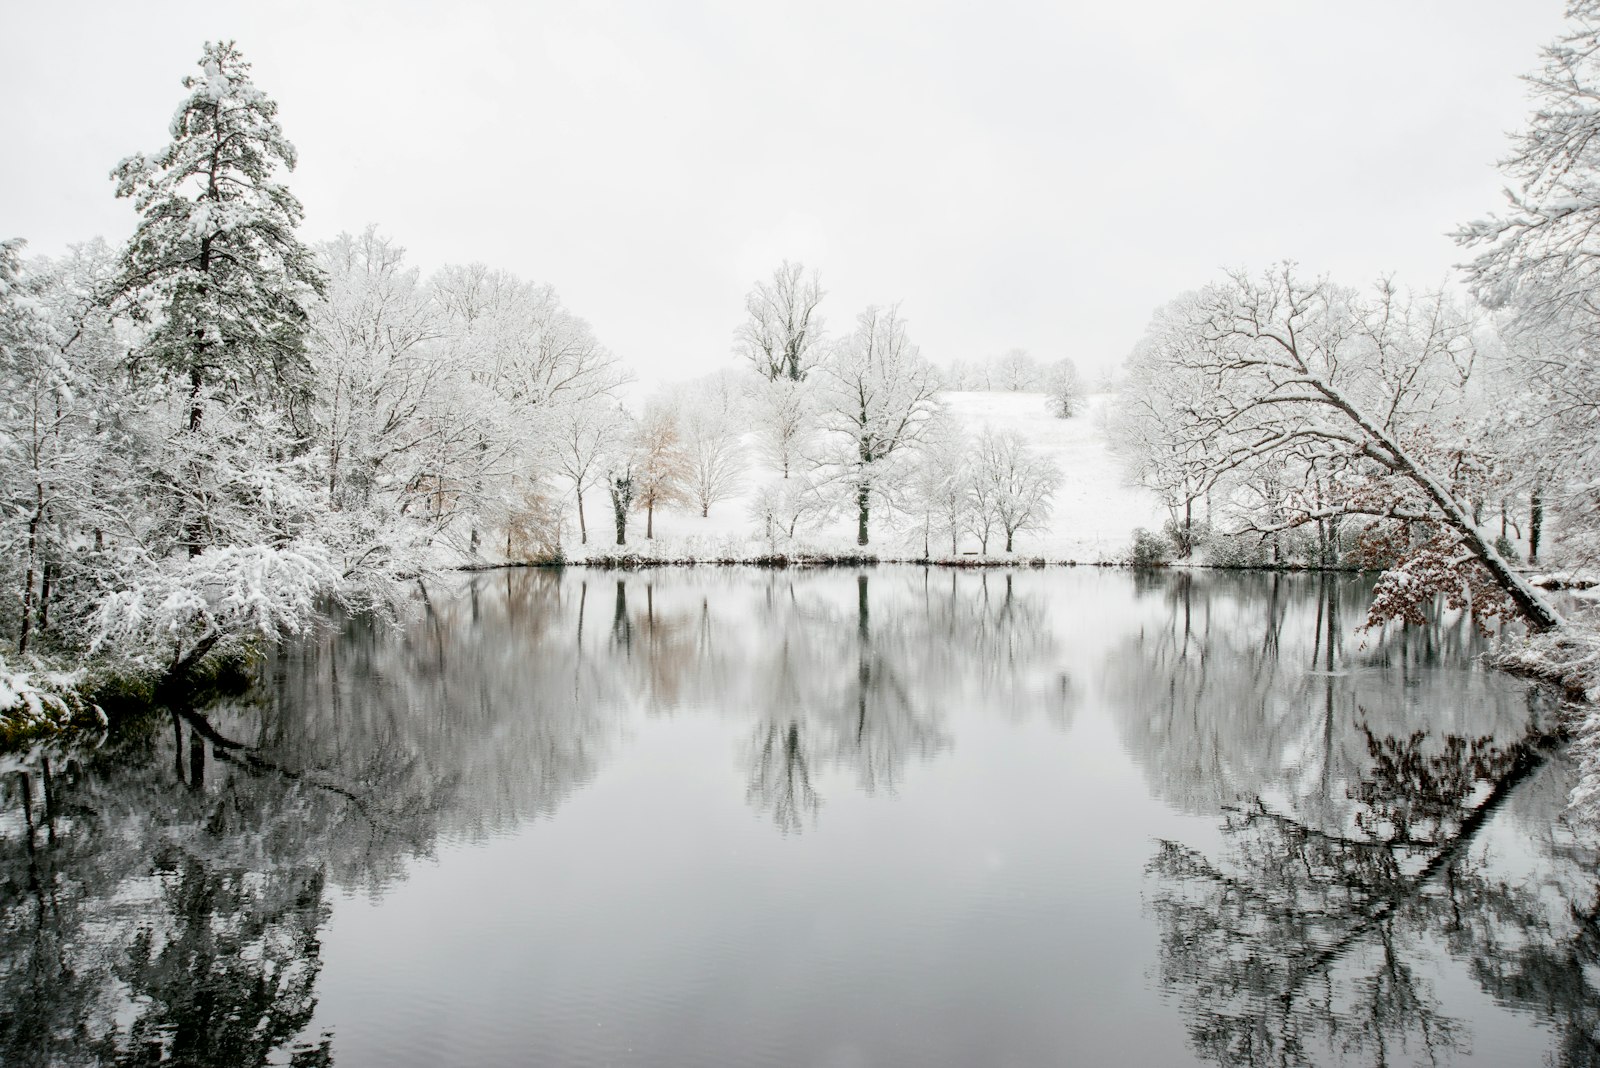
1319;384;1562;630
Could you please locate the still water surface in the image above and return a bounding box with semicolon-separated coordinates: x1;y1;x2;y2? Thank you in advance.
2;567;1595;1067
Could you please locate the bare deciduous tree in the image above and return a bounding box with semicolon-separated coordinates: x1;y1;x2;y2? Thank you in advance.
1043;357;1083;418
735;261;826;382
630;400;691;539
815;305;943;546
679;379;746;518
970;428;1062;553
993;348;1040;392
1123;265;1560;630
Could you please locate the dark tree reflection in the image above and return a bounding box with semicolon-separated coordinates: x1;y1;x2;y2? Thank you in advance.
738;569;1068;831
1121;572;1600;1067
2;567;1078;1057
1149;732;1600;1067
1;720;338;1067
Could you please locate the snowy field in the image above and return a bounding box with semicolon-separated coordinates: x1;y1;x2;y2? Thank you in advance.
550;391;1166;566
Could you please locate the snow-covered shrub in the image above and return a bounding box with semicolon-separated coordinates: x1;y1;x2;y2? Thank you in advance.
1204;532;1266;568
1129;527;1171;567
0;656;102;740
90;541;341;673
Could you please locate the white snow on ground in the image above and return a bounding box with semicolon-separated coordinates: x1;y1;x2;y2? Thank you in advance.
558;391;1166;564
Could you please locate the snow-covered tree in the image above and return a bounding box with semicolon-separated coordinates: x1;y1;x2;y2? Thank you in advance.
1121;265;1560;630
428;261;627;555
736;261;826;382
901;411;972;556
88;42;341;675
312;228;444;510
815;305;943;546
1457;0;1600;574
677;371;746;517
747;376;814;480
748;472;828;550
1457;0;1600;335
110;41;323;437
1043;357;1083;418
305;228;470;588
969;428;1062;553
630;399;690;539
552;399;628;545
992;348;1040;392
1109;294;1219;558
606;467;635;547
0;241;123;654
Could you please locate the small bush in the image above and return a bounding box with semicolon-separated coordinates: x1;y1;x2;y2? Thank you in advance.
1493;533;1522;565
1205;533;1264;568
1129;527;1171;567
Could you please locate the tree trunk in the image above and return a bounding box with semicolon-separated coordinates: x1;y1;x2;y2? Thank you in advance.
1318;384;1561;629
647;501;655;540
577;491;588;545
18;490;41;655
1529;487;1543;567
160;631;223;693
37;562;54;634
1005;530;1014;552
856;484;870;546
185;365;205;558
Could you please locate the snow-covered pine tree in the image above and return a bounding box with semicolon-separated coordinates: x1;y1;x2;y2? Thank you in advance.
109;40;324;558
89;42;339;678
112;40;323;421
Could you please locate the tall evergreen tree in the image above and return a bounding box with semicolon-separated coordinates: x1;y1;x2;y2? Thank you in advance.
111;40;323;428
109;41;324;558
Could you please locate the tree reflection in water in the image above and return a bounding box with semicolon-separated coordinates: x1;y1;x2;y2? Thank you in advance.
1;723;338;1068
0;566;1070;1060
739;570;1066;832
1120;572;1600;1067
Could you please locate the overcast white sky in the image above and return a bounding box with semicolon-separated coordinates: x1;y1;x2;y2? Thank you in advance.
0;0;1572;386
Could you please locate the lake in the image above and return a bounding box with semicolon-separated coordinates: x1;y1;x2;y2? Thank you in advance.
2;567;1595;1067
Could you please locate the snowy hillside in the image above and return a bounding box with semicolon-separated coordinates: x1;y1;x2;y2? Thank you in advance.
557;391;1165;565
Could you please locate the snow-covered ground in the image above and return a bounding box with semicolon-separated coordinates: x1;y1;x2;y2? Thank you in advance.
556;391;1166;565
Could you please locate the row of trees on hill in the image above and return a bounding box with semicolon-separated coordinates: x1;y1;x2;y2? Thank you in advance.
0;42;1068;702
725;262;1064;552
1108;0;1600;634
941;349;1084;416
